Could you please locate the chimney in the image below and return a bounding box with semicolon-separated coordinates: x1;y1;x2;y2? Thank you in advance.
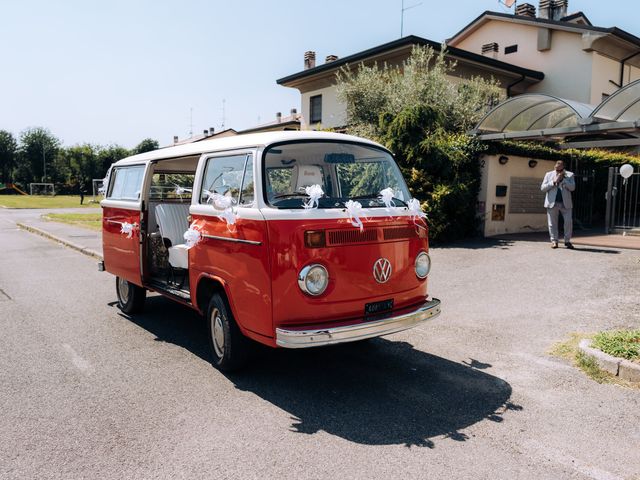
304;51;316;70
276;112;282;123
210;127;215;134
538;0;551;19
481;42;499;59
203;129;209;137
290;108;297;117
325;54;338;63
515;3;536;17
552;0;568;20
173;135;179;144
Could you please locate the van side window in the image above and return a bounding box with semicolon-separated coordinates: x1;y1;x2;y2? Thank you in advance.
108;165;145;201
200;154;254;207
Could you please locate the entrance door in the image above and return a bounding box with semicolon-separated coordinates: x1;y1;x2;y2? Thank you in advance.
101;164;147;286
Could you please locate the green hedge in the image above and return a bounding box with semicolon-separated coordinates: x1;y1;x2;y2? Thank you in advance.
485;141;640;168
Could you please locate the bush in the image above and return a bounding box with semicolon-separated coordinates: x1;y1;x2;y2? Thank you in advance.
336;45;501;243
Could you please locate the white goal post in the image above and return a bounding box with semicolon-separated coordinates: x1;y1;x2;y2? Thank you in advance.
92;178;105;202
29;183;55;196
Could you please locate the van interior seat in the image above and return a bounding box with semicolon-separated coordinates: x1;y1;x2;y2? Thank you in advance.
155;203;191;269
293;164;324;192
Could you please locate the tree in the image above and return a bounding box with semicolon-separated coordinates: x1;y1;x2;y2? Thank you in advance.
336;46;503;242
98;145;130;174
16;127;61;186
133;138;159;155
0;130;17;183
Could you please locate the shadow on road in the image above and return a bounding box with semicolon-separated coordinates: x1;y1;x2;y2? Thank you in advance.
118;296;521;448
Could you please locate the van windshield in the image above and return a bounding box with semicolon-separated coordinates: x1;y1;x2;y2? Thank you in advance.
263;141;410;209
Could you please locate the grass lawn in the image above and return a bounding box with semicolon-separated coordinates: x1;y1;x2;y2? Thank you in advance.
550;333;639;389
592;329;640;361
42;212;103;231
0;195;101;209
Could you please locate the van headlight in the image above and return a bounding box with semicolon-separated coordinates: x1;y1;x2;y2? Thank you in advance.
415;252;431;279
298;264;329;296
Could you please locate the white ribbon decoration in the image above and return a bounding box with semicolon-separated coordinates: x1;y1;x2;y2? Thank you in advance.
303;184;324;210
345;200;369;231
204;190;237;228
183;224;202;249
175;184;193;197
216;209;235;226
408;198;427;222
120;222;136;239
204;190;235;210
379;187;396;209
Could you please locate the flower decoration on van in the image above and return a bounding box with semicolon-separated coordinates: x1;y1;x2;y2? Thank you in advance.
204;190;237;229
379;187;397;209
408;198;427;223
303;184;324;209
174;184;192;199
344;200;369;232
120;222;137;239
183;223;202;249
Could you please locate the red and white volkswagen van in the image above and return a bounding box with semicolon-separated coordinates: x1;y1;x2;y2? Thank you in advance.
101;131;440;370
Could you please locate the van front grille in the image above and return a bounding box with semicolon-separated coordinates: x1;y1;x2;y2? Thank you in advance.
383;226;417;241
327;228;378;245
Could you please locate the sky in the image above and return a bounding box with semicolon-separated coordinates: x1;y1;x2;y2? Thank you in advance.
2;0;639;149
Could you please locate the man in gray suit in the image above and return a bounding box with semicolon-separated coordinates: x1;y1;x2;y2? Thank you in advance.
541;160;576;249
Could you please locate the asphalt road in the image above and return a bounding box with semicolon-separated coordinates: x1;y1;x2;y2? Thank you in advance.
0;208;639;480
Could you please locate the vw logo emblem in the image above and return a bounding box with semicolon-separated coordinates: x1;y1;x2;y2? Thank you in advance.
373;258;392;283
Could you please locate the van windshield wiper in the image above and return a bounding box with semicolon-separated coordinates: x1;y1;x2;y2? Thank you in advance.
271;192;309;199
349;194;408;207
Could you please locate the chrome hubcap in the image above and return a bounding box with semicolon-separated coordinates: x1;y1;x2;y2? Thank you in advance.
211;308;225;358
117;278;129;304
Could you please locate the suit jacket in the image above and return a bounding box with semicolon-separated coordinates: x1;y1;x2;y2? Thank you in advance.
540;170;575;208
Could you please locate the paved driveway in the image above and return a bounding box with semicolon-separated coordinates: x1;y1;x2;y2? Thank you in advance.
0;208;638;479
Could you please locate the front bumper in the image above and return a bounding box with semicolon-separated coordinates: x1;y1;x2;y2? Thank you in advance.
275;298;441;348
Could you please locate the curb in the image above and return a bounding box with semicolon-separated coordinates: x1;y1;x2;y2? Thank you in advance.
16;222;103;261
579;339;640;383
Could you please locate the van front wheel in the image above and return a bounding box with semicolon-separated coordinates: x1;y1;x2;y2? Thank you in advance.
115;277;146;314
206;293;251;372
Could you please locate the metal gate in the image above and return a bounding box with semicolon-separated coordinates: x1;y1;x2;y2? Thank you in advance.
605;167;640;233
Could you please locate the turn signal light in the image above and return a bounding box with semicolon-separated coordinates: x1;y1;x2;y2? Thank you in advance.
304;230;326;248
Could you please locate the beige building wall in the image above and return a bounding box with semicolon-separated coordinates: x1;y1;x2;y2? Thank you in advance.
301;85;346;130
479;154;556;237
591;53;640;105
453;20;595;104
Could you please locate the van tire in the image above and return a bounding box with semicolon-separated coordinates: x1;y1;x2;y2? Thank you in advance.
115;277;146;314
206;293;251;372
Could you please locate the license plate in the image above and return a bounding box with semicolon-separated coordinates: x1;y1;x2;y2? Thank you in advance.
365;298;394;316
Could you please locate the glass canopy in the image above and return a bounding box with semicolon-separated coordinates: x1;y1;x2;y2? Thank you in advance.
475;94;593;133
592;79;640;122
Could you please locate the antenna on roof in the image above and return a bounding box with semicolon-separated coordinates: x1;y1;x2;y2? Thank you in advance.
189;107;193;138
221;99;226;130
400;0;422;37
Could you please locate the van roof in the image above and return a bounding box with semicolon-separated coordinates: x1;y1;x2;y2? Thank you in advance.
113;131;387;166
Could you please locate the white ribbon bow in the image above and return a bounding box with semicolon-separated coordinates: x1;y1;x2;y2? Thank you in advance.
408;198;427;222
345;200;369;231
120;222;136;239
379;187;397;209
303;184;324;209
175;185;193;197
204;190;237;228
183;224;202;249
